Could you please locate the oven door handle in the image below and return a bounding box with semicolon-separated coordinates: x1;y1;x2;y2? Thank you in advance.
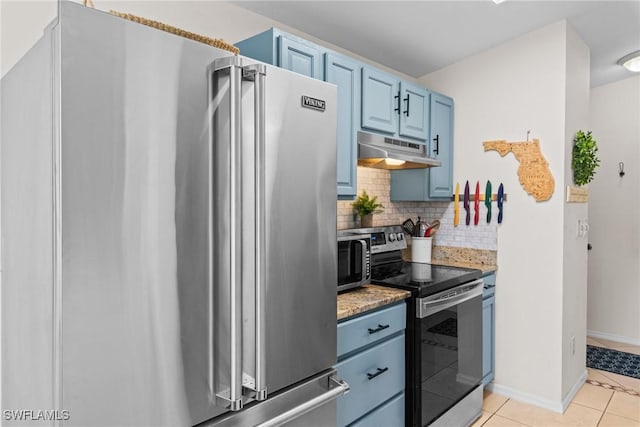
416;279;483;318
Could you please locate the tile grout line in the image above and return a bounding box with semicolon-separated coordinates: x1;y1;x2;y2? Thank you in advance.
595;390;615;427
586;378;640;397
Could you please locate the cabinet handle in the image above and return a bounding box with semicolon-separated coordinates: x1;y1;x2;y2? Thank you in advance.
433;135;440;155
366;367;389;380
368;324;390;334
403;94;410;116
394;94;400;114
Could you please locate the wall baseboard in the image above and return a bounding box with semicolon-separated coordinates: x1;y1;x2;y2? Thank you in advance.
489;383;564;413
587;330;640;346
562;370;588;412
488;371;586;414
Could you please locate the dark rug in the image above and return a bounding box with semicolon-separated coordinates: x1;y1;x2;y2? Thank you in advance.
427;318;457;337
586;345;640;379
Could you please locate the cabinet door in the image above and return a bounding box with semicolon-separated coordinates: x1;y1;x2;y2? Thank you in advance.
349;393;404;427
428;93;454;198
278;35;322;79
399;82;429;141
482;295;495;386
336;334;405;426
326;53;360;198
361;67;398;135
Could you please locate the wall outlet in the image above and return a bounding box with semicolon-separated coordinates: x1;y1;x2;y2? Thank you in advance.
570;336;576;355
577;219;589;237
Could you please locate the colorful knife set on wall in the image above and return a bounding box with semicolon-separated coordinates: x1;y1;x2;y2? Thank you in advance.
453;180;504;226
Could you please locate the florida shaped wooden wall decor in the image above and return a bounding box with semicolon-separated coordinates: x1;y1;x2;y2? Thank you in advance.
483;138;555;202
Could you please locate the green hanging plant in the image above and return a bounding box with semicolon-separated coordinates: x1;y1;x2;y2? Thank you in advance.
572;130;600;186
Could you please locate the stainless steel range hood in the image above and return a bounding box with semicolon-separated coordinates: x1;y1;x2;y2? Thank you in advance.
357;131;441;170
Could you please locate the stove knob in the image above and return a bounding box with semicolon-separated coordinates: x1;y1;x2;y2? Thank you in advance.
388;233;396;242
397;233;404;241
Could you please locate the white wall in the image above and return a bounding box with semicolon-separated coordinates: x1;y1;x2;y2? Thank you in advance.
420;21;588;410
588;75;640;345
561;24;590;399
0;1;59;77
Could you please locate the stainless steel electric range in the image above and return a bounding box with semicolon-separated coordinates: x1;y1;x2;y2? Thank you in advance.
344;225;484;427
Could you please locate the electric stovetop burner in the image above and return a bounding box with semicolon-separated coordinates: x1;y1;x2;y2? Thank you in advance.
371;260;482;297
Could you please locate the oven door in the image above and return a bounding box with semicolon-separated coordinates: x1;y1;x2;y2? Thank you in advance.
415;279;483;426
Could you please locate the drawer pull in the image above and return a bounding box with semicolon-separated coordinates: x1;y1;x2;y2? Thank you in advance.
367;324;390;334
366;367;389;380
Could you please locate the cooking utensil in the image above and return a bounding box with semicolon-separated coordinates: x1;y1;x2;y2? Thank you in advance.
453;182;460;227
463;181;470;226
426;219;440;237
415;216;428;238
473;181;480;225
402;218;415;236
497;183;504;223
485;180;492;223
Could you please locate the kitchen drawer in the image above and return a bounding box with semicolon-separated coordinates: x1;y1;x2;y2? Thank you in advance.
482;272;496;287
336;334;405;426
349;392;404;427
337;302;405;358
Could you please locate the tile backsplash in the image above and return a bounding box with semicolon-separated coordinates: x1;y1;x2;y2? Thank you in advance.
337;167;497;251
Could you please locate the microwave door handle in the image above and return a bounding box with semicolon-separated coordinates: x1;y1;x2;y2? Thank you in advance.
243;63;268;401
358;239;369;280
211;57;244;411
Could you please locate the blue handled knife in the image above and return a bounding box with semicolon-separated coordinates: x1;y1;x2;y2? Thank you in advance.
485;180;492;223
497;183;504;224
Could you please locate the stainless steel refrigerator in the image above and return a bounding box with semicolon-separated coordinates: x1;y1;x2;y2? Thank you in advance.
1;2;345;426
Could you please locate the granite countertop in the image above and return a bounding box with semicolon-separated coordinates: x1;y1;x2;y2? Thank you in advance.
430;259;497;274
429;245;497;274
337;284;411;321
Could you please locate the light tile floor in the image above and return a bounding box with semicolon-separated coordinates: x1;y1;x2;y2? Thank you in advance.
473;337;640;426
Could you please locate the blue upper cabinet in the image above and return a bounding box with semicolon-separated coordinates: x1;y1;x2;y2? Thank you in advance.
279;35;323;79
361;67;398;135
428;93;454;198
399;82;429;141
235;28;323;79
326;53;360;198
390;92;454;201
361;67;429;142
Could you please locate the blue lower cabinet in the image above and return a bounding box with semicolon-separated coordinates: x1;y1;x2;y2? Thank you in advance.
336;302;406;427
349;392;404;427
337;303;405;357
336;334;404;426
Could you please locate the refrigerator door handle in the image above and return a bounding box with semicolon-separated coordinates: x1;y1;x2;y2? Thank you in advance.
211;57;245;411
254;375;350;427
242;63;268;401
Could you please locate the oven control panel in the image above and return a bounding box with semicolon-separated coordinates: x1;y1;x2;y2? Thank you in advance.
342;225;407;254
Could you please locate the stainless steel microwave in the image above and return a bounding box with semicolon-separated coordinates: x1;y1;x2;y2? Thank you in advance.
337;232;371;292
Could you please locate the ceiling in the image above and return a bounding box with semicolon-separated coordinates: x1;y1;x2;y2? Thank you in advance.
232;1;640;87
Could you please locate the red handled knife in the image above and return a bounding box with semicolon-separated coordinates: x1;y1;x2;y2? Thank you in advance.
463;181;470;226
474;181;480;225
